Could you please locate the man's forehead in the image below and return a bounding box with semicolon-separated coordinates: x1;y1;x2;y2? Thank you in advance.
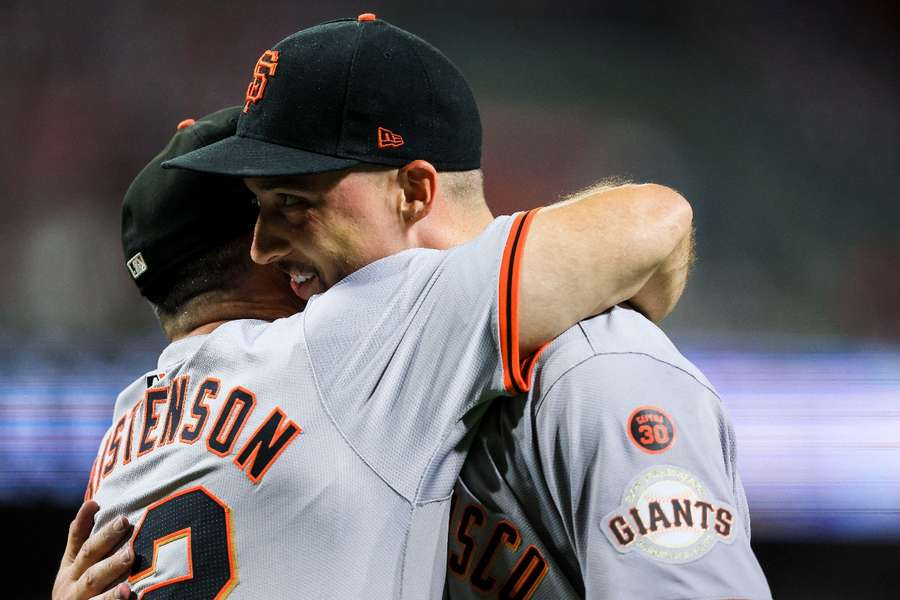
244;171;349;193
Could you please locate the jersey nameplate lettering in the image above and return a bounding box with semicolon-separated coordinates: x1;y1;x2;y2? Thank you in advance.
448;492;550;598
85;375;302;500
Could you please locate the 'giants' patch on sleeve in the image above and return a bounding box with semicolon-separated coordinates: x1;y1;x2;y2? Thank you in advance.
601;465;737;564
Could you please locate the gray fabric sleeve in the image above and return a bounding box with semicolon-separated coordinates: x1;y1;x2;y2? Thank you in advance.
301;213;536;500
535;353;772;600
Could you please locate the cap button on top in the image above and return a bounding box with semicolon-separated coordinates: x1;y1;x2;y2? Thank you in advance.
357;13;376;21
176;118;195;130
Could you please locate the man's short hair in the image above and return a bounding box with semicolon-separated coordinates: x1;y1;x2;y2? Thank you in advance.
150;234;253;320
438;169;484;207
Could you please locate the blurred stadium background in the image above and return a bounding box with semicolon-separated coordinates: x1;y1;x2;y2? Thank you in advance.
2;1;897;597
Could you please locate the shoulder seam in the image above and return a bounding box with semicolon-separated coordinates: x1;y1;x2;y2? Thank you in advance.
302;316;416;505
535;351;721;416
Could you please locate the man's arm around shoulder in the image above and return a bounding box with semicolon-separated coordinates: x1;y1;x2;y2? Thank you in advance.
519;183;692;354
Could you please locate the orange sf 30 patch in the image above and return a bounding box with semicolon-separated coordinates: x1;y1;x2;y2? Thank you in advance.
627;406;675;454
377;126;404;148
243;50;280;113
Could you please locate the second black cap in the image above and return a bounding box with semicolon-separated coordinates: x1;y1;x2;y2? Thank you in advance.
122;107;258;301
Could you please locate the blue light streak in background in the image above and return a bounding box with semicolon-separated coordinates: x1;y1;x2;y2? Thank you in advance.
2;343;898;541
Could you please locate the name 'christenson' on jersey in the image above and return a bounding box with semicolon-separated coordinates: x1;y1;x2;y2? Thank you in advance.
84;373;302;500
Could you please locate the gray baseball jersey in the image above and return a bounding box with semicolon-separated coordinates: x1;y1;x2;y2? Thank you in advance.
85;211;542;599
446;306;771;599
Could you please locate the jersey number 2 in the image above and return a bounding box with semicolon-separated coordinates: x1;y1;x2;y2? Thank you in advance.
129;486;237;599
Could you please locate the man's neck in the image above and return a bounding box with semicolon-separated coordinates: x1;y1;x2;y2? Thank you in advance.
172;320;230;341
164;298;301;342
417;202;494;250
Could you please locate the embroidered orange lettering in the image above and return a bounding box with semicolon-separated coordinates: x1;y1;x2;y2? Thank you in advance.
243;50;280;113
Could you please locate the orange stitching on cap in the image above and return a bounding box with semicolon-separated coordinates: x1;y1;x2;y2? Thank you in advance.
377;126;404;149
176;118;195;130
243;50;280;114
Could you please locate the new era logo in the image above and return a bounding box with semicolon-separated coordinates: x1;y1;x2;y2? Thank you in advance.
127;253;148;279
377;127;404;149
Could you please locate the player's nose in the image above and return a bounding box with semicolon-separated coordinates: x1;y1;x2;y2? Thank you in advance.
250;213;291;265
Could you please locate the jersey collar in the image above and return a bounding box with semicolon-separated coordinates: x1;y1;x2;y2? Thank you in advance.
157;334;208;371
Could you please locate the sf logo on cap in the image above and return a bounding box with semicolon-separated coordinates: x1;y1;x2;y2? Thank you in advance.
244;50;280;113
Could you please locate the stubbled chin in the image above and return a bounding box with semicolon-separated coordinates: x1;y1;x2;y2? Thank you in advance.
290;275;324;301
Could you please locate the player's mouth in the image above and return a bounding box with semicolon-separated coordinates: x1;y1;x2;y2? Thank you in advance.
289;270;322;301
278;259;328;301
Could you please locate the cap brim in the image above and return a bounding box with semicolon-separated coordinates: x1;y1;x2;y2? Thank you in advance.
161;134;361;177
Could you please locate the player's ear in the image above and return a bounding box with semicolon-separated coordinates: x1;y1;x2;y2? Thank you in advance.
397;160;437;226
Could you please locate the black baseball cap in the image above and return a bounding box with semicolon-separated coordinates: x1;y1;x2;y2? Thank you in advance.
162;14;481;177
122;106;258;301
